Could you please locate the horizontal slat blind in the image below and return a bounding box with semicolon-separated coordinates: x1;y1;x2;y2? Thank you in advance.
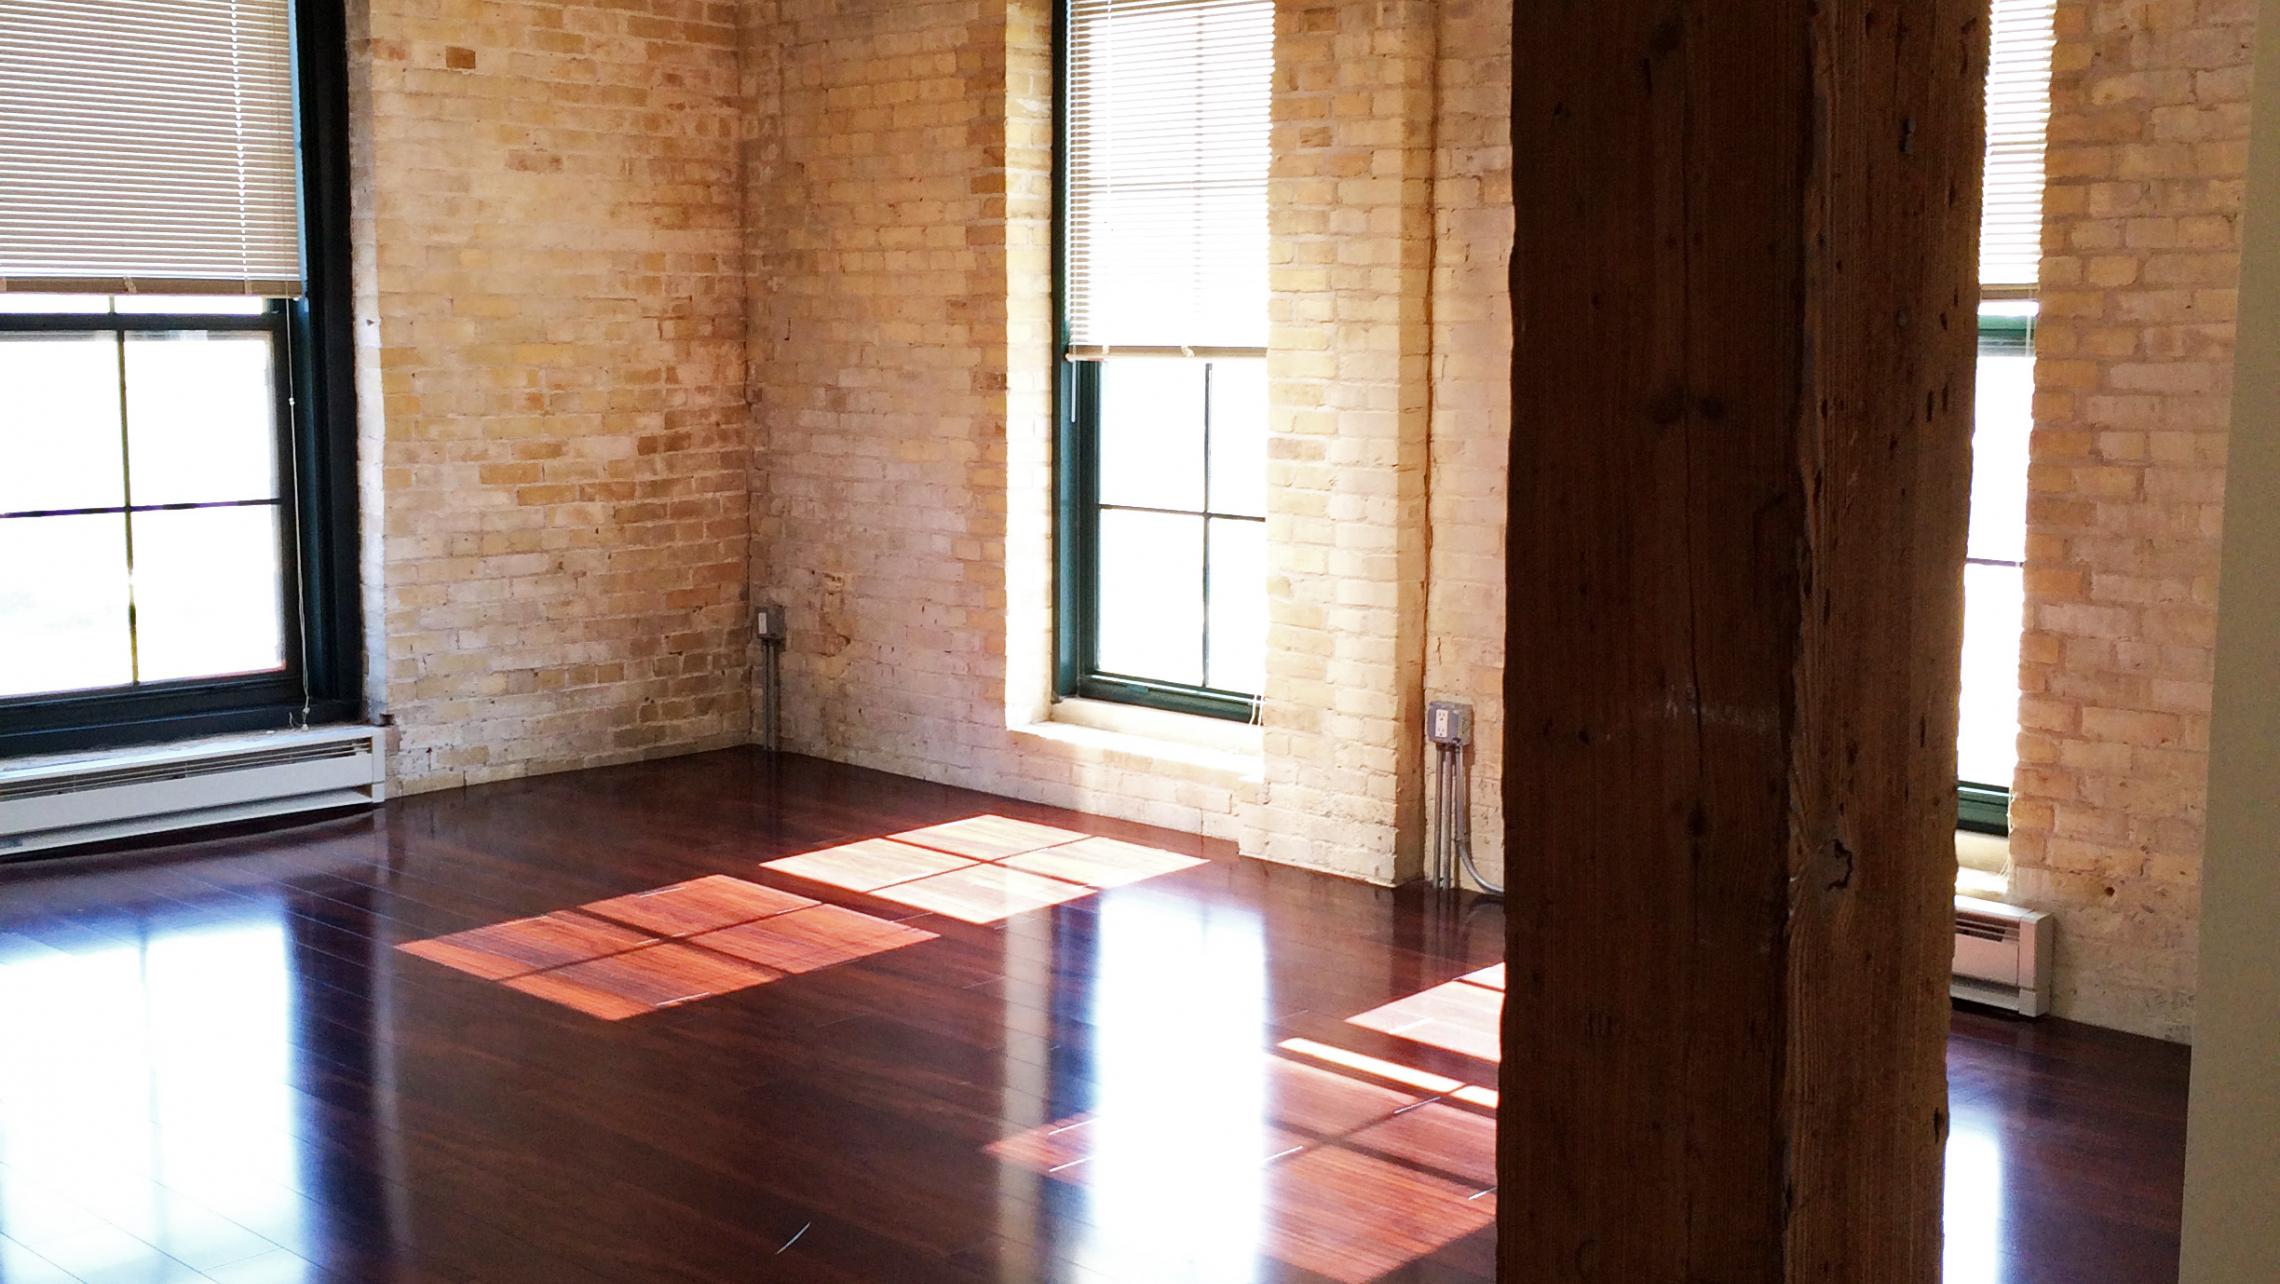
0;0;302;294
1066;0;1271;350
1982;0;2056;294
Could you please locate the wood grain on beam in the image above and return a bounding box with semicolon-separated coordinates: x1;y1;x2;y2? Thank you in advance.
1500;2;1983;1278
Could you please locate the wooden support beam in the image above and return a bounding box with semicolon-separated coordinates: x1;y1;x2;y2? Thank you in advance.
1499;2;1983;1279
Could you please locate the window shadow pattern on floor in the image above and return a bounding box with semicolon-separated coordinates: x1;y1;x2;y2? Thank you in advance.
397;814;1211;1018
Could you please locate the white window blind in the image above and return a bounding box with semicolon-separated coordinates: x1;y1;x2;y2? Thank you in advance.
1065;0;1271;351
1982;0;2056;295
0;0;302;295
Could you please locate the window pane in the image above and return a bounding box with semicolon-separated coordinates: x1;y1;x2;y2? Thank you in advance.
1969;342;2033;565
124;330;281;506
1207;360;1267;518
0;332;125;515
130;506;286;683
1958;561;2024;788
1097;508;1204;686
113;295;269;316
1205;518;1264;694
1097;359;1205;512
0;293;109;314
0;513;132;697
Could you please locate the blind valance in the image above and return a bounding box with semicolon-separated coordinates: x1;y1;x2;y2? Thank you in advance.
0;0;302;294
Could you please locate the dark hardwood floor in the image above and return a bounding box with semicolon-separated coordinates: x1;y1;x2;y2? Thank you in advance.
0;750;2190;1282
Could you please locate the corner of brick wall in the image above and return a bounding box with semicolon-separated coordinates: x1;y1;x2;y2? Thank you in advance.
1422;0;1514;890
738;0;1257;841
354;0;753;793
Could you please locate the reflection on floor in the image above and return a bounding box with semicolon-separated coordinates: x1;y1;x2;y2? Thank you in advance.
991;974;1504;1281
0;752;2193;1283
0;919;313;1284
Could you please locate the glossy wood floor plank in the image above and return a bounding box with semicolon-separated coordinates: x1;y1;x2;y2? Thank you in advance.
0;749;2188;1283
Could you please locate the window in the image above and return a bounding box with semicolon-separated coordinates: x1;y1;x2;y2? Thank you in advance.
1056;0;1272;721
0;0;359;755
1960;304;2034;832
1958;0;2056;832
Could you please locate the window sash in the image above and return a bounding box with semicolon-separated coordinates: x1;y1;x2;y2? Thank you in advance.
0;298;355;755
0;305;303;703
1057;358;1263;722
1956;307;2036;834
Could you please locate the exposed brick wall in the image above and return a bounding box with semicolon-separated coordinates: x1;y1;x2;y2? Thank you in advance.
744;0;1021;784
1251;0;1439;882
744;0;1021;771
352;0;752;791
1423;0;1513;888
2013;0;2253;1040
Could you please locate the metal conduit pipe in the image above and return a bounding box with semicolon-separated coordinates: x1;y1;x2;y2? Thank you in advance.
1428;733;1502;897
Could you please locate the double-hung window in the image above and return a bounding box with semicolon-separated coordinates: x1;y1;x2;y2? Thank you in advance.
1056;0;1273;721
0;0;358;754
1958;0;2056;831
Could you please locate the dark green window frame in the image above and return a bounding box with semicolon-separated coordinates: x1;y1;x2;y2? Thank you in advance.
1958;308;2034;836
1958;783;2011;836
1054;358;1264;722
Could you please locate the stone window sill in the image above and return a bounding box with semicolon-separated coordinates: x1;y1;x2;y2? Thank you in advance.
1017;697;1263;778
1957;829;2011;898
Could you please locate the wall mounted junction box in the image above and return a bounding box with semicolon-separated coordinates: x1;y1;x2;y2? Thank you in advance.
1426;701;1472;747
756;603;787;641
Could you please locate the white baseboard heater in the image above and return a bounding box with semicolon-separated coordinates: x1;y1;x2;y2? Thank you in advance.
1953;894;2053;1016
0;725;387;860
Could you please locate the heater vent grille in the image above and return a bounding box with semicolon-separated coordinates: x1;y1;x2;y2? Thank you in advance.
0;740;366;803
1954;914;2019;945
0;727;386;859
1952;894;2052;1017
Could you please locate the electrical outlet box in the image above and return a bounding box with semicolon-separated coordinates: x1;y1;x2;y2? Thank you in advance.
756;604;787;642
1426;700;1472;747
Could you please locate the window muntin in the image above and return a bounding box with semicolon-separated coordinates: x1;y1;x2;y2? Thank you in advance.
1059;0;1272;721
